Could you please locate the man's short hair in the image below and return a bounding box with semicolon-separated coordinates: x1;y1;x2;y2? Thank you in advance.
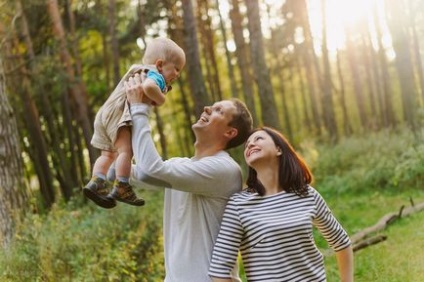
226;98;253;150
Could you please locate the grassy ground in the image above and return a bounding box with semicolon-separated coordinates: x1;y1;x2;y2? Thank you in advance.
323;191;424;282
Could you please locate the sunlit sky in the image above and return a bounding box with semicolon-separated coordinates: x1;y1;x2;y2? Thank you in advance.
306;0;392;54
218;0;393;57
136;0;394;58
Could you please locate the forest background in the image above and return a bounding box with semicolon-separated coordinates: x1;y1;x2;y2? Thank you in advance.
0;0;424;281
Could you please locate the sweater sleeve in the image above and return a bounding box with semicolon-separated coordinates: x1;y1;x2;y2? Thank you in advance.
209;196;243;279
130;104;241;196
312;189;351;251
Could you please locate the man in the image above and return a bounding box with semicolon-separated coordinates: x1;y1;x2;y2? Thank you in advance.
126;72;253;282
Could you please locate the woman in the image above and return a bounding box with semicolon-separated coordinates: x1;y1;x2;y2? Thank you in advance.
209;127;354;282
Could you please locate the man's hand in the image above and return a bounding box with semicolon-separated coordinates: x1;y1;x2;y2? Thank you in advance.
125;72;153;105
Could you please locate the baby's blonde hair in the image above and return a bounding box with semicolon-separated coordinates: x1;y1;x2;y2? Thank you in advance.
142;37;185;65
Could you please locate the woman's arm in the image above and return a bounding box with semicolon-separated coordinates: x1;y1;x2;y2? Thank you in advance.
211;278;234;282
335;245;354;282
208;197;243;280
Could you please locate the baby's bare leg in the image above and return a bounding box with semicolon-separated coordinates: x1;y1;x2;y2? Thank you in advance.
114;126;133;180
108;126;144;206
92;150;117;177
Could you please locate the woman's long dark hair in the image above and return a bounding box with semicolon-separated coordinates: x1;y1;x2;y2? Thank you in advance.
246;127;313;197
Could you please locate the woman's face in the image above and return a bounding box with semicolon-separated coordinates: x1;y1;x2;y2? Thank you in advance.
244;130;281;167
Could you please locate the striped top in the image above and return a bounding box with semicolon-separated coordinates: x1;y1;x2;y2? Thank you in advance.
208;186;351;282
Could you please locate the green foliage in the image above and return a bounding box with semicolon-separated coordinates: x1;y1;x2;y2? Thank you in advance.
0;190;164;282
302;128;424;196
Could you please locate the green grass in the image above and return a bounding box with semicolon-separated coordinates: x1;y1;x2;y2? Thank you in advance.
354;212;424;281
322;192;424;282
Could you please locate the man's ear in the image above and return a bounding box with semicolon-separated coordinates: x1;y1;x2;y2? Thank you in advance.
224;128;238;140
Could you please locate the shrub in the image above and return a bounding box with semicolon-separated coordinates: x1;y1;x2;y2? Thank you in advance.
0;190;164;281
302;128;424;196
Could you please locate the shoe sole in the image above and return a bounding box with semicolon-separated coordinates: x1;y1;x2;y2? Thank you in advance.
112;196;145;207
83;188;117;209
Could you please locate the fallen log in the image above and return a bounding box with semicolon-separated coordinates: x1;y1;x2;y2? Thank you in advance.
350;201;424;244
323;200;424;255
352;235;387;252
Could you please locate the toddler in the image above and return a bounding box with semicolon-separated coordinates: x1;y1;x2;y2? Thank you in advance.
83;37;186;208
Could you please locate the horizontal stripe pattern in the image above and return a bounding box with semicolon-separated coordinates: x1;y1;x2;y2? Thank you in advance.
209;186;351;281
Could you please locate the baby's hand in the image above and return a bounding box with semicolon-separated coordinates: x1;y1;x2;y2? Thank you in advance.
126;72;150;105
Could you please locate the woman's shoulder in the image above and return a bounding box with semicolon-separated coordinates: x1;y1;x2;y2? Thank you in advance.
307;185;316;193
305;185;326;201
230;189;258;201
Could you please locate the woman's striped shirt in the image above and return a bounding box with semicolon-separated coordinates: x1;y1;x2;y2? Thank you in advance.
208;186;351;282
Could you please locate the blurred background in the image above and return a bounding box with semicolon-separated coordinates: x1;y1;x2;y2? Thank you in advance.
1;0;423;281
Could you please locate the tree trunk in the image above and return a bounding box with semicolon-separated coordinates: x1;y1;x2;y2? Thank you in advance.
374;5;396;128
385;0;417;129
277;69;293;140
153;107;168;159
181;0;210;118
47;0;97;167
360;31;379;129
1;13;56;209
168;89;192;157
295;56;312;131
408;0;424;105
214;0;239;99
288;64;301;133
244;0;280;130
300;45;322;134
0;53;28;248
197;0;222;101
295;0;322;134
177;75;196;154
102;33;112;93
18;0;76;201
229;0;258;126
345;28;368;130
165;1;195;153
364;18;384;130
335;50;352;136
109;0;120;85
320;0;338;142
64;0;84;189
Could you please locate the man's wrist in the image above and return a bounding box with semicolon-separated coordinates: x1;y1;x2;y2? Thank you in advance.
130;103;152;116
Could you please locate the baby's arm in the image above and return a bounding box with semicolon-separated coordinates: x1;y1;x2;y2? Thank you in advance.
142;78;166;106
